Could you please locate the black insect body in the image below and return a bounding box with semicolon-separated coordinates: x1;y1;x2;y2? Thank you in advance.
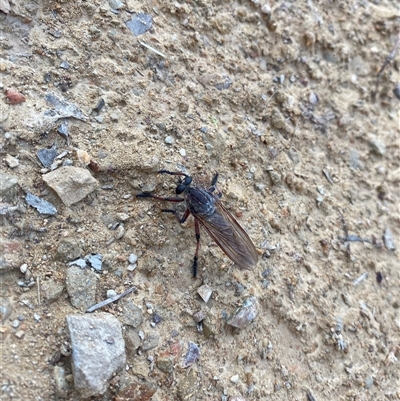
137;170;258;277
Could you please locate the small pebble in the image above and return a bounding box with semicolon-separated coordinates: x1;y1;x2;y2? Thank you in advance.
230;374;239;384
109;0;124;9
309;92;318;105
127;264;137;272
182;341;200;368
128;254;138;264
153;314;162;324
197;285;212;303
60;61;70;69
383;228;396;251
11;319;20;328
20;264;28;274
5;154;19;168
179;149;186;156
165;136;174;144
33;314;41;322
107;289;117;298
37;148;58;168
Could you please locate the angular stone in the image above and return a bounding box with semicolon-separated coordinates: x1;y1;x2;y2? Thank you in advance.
0;174;18;199
156;355;174;373
41;280;65;303
57;237;82;262
66;313;126;398
142;331;160;351
120;298;143;328
65;266;97;311
43;166;98;207
227;297;258;329
197;285;212;303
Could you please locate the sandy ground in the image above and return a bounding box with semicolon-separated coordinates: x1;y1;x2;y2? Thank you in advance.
0;0;399;400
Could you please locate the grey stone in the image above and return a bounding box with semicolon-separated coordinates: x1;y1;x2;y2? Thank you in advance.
5;154;19;168
65;266;97;311
25;192;57;215
66;313;126;398
142;331;160;351
43;166;98;207
109;0;124;9
37;148;58;168
368;135;386;156
124;327;141;354
0;174;18;199
227;296;258;329
383;228;396;251
57;238;82;262
0;297;13;322
42;280;64;303
197;285;212;303
120;298;143;328
182;342;200;368
156;355;174;373
53;366;69;397
126;13;153;36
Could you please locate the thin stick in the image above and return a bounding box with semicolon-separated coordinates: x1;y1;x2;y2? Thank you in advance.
37;275;41;306
352;272;368;286
86;287;135;313
372;30;400;100
138;40;166;58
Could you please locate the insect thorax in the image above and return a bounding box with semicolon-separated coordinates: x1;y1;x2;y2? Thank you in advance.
186;187;216;216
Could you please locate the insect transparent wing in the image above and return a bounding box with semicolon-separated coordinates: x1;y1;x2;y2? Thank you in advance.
196;199;258;270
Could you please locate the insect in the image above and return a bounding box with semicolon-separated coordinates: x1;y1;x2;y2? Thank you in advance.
137;169;258;277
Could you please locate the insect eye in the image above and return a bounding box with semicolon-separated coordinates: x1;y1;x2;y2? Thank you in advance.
176;184;186;194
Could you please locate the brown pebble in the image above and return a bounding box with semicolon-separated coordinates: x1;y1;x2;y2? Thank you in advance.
6;88;26;105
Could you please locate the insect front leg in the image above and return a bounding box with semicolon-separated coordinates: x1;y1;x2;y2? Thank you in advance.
136;193;185;203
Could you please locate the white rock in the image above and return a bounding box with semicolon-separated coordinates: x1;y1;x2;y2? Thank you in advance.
5;154;19;168
43;166;98;207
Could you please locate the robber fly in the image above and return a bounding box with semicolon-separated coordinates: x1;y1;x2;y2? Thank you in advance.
137;169;258;277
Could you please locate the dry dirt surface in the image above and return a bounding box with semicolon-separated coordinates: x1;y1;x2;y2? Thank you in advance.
0;0;399;400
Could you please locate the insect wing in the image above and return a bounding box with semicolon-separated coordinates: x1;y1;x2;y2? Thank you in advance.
196;197;258;270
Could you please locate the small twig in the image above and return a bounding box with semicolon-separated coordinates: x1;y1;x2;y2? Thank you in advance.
372;30;400;100
138;40;166;58
352;272;368;286
338;209;351;257
37;275;41;306
86;287;135;313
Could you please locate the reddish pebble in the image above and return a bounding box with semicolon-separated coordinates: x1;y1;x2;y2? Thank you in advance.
6;88;26;104
235;210;243;218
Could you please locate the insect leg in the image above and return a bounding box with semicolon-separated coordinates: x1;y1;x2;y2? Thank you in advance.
161;208;190;224
209;173;219;193
136;193;185;203
192;218;201;277
158;169;189;178
211;173;219;187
